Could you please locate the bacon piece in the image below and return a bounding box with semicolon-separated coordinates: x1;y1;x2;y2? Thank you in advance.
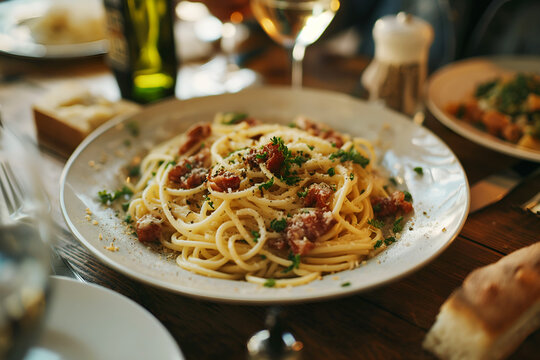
371;191;413;218
246;148;261;168
136;214;162;243
168;149;209;189
263;143;284;173
304;183;333;208
295;117;345;148
208;171;241;192
179;123;211;155
482;110;510;136
267;237;287;251
285;210;336;255
502;123;522;143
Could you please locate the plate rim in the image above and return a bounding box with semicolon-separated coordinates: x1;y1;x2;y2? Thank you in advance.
60;85;470;304
426;55;540;162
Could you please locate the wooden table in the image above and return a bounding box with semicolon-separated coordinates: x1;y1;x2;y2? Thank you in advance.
0;43;539;360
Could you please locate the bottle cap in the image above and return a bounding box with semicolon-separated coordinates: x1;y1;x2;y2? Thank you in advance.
373;12;434;63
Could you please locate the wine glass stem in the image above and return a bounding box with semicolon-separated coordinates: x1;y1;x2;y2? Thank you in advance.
291;43;306;89
221;22;239;72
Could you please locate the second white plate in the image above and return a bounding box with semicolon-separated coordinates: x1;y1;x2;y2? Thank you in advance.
27;277;183;360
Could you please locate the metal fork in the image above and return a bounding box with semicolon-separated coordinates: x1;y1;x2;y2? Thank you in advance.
0;142;85;282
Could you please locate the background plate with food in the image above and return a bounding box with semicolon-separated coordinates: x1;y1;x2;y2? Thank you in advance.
427;56;540;162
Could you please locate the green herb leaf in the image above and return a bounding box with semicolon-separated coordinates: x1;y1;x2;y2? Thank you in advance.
282;253;301;273
204;195;215;209
403;191;412;202
222;112;248;125
374;240;383;249
297;188;308;198
367;218;385;229
124;214;133;224
327;168;335;176
270;218;287;232
251;230;260;243
264;279;276;287
122;202;130;211
384;236;396;246
126;121;140;137
258;177;275;191
413;167;424;175
329;147;369;168
393;216;404;233
341;282;351;287
127;165;140;177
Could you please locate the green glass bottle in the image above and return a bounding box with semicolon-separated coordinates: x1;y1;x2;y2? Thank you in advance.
104;0;178;104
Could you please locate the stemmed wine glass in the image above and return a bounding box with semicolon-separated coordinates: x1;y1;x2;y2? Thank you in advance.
251;0;340;88
0;123;53;359
187;0;260;95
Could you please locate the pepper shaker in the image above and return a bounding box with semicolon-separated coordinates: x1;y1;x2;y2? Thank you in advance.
361;12;434;118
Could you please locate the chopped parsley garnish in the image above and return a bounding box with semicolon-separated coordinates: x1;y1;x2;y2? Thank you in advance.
258;177;275;191
367;219;385;229
403;191;412;202
291;155;308;166
123;139;131;147
256;152;268;160
186;163;192;170
288;123;297;128
124;214;133;224
260;254;267;260
327;168;335;176
341;282;351;287
307;145;315;150
221;112;248;125
251;230;260;243
158;160;164;166
264;278;276;287
126;121;139;137
270;218;287;232
349;173;354;180
413;167;424;175
389;177;398;186
384;236;396;246
166;160;176;167
127;165;140;177
122;202;130;211
297;188;308;198
204;195;215;209
393;216;404;233
282;253;301;273
374;240;383;249
373;203;381;212
329;147;369;168
98;186;133;205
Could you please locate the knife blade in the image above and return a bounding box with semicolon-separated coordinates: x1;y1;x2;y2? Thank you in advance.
470;161;540;213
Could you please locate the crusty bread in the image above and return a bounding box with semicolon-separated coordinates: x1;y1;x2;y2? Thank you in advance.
33;83;139;155
423;242;540;360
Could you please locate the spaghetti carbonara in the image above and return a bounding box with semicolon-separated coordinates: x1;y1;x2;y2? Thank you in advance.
123;113;413;287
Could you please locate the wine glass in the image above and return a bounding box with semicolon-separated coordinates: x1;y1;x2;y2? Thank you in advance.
185;0;260;95
0;124;53;359
251;0;340;88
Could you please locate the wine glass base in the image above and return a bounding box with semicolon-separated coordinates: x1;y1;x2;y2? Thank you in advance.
177;55;262;99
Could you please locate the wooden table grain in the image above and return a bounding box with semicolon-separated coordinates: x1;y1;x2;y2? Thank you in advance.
0;43;538;360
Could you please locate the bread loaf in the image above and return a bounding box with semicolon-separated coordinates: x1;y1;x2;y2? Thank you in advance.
423;242;540;360
33;83;139;155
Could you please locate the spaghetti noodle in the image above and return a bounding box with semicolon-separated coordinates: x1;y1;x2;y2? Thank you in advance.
125;113;412;287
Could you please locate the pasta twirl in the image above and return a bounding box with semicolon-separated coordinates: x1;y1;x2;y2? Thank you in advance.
125;113;412;287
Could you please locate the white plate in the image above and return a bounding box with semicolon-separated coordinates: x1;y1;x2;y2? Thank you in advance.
0;0;107;59
60;86;469;304
427;56;540;162
27;276;183;360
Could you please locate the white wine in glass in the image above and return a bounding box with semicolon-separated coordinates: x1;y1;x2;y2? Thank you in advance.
251;0;340;88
